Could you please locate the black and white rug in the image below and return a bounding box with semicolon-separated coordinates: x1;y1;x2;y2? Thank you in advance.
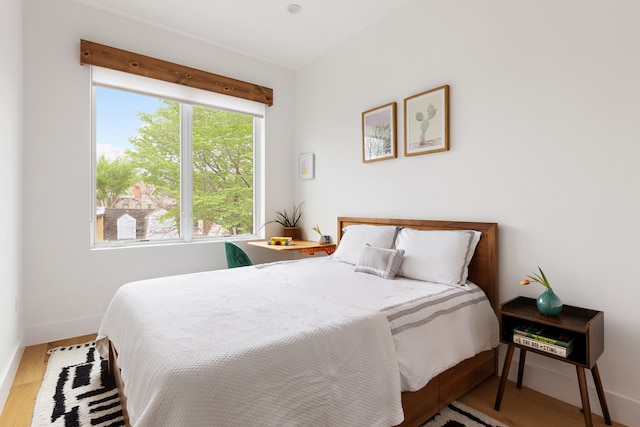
32;341;124;427
420;401;508;427
33;341;506;427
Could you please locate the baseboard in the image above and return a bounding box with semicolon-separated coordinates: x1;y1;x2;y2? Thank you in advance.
498;345;638;427
24;315;102;347
0;332;25;416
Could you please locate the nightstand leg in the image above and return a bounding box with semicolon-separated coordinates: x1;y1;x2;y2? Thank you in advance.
516;348;526;389
576;366;594;427
494;344;515;411
591;364;612;425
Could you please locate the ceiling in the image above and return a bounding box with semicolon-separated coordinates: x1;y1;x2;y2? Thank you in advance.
75;0;414;70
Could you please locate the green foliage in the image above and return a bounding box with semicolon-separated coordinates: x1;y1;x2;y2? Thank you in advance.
96;155;138;207
125;100;254;235
126;100;181;227
527;267;551;289
268;202;304;227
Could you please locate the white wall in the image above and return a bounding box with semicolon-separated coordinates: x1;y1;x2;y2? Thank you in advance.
0;0;25;412
21;0;296;344
295;0;640;425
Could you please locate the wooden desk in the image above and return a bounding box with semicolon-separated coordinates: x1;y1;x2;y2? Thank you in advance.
248;240;336;256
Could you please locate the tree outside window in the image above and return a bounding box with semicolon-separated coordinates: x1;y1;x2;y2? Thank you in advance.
94;87;257;244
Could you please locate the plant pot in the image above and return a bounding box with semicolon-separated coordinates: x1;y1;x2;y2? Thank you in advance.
282;226;301;240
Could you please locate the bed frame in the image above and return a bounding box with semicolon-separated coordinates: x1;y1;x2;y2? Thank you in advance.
337;217;499;427
109;217;498;427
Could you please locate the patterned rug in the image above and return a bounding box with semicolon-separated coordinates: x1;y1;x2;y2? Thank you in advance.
33;341;506;427
31;341;124;427
420;401;508;427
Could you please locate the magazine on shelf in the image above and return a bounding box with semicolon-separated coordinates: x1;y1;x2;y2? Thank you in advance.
513;334;574;358
513;324;575;348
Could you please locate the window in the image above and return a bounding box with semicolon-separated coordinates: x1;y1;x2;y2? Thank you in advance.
91;67;264;246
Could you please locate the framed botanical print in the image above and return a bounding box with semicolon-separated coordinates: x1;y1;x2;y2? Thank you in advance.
404;85;449;156
362;102;397;163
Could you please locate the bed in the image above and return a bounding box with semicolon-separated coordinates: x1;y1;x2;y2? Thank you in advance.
98;217;499;426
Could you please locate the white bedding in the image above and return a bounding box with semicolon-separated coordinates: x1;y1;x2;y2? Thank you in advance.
97;257;498;426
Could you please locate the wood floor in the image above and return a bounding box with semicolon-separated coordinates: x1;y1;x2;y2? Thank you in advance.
1;334;625;427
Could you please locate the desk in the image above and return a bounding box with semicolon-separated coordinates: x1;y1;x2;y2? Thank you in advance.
248;240;336;256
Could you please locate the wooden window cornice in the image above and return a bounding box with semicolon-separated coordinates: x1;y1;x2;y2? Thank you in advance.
80;39;273;106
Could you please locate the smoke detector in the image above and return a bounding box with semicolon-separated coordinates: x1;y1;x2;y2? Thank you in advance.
287;4;302;14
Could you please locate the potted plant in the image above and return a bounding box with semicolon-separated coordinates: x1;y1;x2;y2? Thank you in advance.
312;224;331;244
265;202;304;240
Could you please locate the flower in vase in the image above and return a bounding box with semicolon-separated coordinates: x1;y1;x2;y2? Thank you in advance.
520;267;551;289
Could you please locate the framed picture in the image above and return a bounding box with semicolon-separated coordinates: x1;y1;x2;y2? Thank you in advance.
298;153;314;179
362;102;397;163
404;85;449;156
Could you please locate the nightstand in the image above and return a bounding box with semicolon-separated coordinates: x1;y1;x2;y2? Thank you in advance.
494;296;611;427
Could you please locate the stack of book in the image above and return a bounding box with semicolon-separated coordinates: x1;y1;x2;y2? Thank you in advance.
268;237;293;246
513;324;575;358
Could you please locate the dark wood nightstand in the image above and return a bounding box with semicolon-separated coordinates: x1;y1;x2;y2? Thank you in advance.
494;296;611;427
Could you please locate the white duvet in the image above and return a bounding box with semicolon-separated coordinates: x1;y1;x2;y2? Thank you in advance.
98;257;498;426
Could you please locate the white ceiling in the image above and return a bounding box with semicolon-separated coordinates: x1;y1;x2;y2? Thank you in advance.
75;0;414;70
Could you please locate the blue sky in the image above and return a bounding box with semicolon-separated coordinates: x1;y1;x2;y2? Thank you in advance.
95;87;163;160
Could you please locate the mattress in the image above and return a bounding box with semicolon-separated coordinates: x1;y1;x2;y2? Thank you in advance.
97;257;498;426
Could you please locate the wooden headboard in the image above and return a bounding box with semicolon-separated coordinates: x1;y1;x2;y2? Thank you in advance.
337;217;499;313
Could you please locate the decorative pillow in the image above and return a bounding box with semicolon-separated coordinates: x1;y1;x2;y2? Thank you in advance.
332;225;399;265
355;245;405;279
395;228;481;286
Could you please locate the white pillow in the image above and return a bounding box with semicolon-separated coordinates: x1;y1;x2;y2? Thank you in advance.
354;245;405;279
332;225;399;265
395;228;481;286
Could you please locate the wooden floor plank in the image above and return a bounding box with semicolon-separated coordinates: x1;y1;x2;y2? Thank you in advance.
459;375;624;427
0;380;41;427
11;344;46;387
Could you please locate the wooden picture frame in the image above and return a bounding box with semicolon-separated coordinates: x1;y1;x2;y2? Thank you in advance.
362;102;397;163
298;153;314;179
404;85;449;156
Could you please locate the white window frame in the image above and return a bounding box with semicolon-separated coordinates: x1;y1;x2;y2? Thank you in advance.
90;67;265;247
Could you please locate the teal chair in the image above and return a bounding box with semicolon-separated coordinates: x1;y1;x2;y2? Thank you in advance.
225;242;252;268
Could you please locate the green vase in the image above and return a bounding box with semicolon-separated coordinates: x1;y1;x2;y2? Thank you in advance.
537;288;563;315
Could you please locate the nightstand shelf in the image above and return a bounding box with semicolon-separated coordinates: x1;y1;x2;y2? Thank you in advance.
248;240;336;255
494;296;611;427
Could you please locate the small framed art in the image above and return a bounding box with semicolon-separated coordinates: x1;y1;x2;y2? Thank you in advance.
362;102;397;163
404;85;449;156
298;153;314;179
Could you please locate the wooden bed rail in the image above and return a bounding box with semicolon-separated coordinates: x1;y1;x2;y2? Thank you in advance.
109;342;132;427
